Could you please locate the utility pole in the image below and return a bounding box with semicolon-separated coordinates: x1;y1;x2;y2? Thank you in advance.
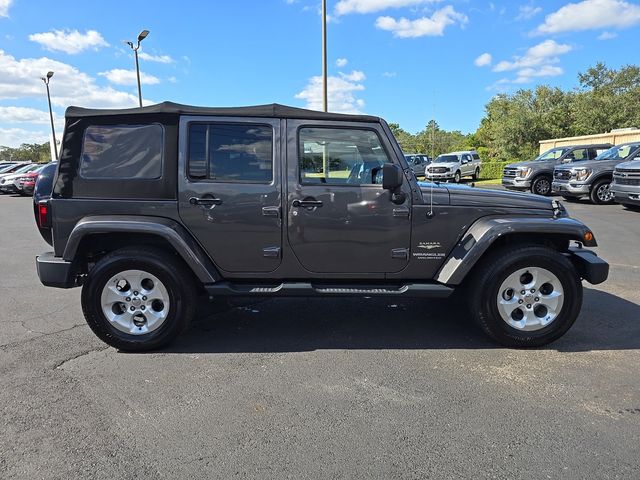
321;0;328;112
125;30;150;107
41;71;58;161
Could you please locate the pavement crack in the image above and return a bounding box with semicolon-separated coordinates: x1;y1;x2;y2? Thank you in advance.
54;345;110;370
0;323;86;351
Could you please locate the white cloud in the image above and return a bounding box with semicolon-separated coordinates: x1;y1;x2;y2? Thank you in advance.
28;29;109;54
335;57;348;67
0;106;52;124
516;5;542;20
382;71;397;77
535;0;640;35
493;39;572;72
597;31;618;40
295;69;366;113
0;49;143;109
474;52;492;67
375;6;468;38
0;128;50;148
99;68;160;86
138;52;174;64
0;0;12;17
512;65;564;83
335;0;438;15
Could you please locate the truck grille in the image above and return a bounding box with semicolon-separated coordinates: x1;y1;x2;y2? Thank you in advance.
503;168;518;178
614;169;640;185
615;178;640;186
554;170;572;180
428;167;449;173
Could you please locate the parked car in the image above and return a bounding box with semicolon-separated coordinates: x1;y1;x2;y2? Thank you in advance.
0;162;18;171
17;162;56;196
404;154;431;177
611;156;640;210
425;150;481;183
552;142;640;204
503;144;611;196
0;164;41;194
34;102;607;351
0;162;31;176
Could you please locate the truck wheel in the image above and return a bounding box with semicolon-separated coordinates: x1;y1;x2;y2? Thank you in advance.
472;167;480;180
589;178;614;205
81;247;197;352
469;245;582;347
454;171;461;183
531;175;552;196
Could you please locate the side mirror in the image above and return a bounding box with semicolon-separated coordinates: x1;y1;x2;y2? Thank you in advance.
382;163;403;190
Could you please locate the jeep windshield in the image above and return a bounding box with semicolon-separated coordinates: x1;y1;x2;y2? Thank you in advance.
593;144;640;161
433;155;458;163
534;147;569;161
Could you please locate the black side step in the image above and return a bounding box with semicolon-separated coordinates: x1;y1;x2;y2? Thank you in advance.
205;282;453;298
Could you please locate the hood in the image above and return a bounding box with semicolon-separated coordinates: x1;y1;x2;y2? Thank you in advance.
506;159;554;169
555;158;622;171
428;162;458;169
435;182;553;209
615;159;640;170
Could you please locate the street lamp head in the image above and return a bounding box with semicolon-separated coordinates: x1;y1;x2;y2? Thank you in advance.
137;30;149;42
46;71;54;79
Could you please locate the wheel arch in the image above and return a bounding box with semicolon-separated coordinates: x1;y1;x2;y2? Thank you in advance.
435;216;597;285
64;215;220;284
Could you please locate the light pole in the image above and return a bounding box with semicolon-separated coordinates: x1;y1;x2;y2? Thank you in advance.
126;29;149;107
40;71;58;160
321;0;328;112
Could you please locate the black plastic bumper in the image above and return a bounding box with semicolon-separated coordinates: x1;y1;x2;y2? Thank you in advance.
568;247;609;285
36;252;76;288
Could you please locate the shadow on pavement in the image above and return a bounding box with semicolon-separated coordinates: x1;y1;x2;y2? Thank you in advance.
163;287;640;354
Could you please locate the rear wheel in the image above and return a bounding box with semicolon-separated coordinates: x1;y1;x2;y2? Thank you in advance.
531;175;552;196
469;245;582;347
472;167;480;181
81;247;197;351
454;170;461;183
589;178;614;204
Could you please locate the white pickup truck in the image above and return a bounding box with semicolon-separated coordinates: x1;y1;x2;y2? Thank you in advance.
425;150;482;183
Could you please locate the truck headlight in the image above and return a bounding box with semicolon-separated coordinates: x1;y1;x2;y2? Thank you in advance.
518;167;532;178
573;168;591;182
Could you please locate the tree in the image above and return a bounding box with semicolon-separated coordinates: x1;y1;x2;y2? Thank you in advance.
0;143;51;163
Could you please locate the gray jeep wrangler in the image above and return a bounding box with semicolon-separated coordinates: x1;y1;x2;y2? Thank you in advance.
34;102;608;351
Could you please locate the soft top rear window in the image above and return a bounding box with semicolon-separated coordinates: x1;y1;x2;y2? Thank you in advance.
80;124;164;179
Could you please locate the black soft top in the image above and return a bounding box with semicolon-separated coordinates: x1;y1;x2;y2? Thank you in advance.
65;101;381;123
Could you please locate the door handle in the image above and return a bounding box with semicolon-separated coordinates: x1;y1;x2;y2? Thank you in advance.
292;199;323;208
189;196;223;206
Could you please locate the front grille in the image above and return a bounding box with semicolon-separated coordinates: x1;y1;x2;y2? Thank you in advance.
554;170;572;180
428;167;449;174
503;168;518;178
617;168;640;174
614;177;640;186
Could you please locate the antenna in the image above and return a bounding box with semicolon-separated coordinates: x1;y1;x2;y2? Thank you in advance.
427;95;436;218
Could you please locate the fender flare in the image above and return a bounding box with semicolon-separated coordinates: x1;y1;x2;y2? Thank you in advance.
63;215;220;283
435;215;597;285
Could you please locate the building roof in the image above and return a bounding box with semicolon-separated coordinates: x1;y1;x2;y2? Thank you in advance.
65;101;381;122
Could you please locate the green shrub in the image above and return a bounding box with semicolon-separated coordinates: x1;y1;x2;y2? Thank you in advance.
479;161;511;180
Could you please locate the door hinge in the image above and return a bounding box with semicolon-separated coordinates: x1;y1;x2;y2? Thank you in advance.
391;248;409;260
262;246;281;258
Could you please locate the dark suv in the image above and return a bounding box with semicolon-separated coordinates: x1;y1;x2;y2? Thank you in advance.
502;144;611;196
34;102;608;351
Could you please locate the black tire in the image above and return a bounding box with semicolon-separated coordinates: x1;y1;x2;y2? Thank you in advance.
472;167;480;181
589;178;614;205
561;195;580;202
531;175;552;196
81;247;197;352
469;245;582;348
454;170;461;183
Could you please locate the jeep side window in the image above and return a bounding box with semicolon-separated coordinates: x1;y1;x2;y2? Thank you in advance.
79;124;163;179
187;123;273;183
298;127;390;186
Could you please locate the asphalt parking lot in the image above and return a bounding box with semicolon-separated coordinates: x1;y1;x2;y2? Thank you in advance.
1;192;639;479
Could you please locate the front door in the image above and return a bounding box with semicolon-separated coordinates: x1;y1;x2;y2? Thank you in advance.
286;121;412;274
178;117;282;273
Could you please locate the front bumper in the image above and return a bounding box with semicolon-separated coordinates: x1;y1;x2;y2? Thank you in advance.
36;252;77;288
611;184;640;206
502;177;531;190
552;180;590;196
568;247;609;285
0;184;19;194
425;172;455;180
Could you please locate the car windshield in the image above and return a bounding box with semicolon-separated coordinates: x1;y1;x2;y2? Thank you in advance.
433;154;458;163
535;147;569;161
0;164;17;173
12;164;35;174
594;144;640;161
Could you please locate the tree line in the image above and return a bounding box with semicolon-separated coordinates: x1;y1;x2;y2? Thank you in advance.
0;143;51;163
391;63;640;163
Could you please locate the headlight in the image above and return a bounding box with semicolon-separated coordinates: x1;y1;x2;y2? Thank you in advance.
518;167;532;178
573;168;592;181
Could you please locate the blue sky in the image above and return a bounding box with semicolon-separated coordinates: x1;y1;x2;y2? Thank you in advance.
1;0;639;147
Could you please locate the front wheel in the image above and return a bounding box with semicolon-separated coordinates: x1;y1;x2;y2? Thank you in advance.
531;175;552;196
589;178;614;204
469;245;582;347
81;247;197;351
472;167;480;181
454;171;461;183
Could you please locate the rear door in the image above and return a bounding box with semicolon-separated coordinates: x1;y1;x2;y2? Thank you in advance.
178;117;282;273
286;120;412;274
